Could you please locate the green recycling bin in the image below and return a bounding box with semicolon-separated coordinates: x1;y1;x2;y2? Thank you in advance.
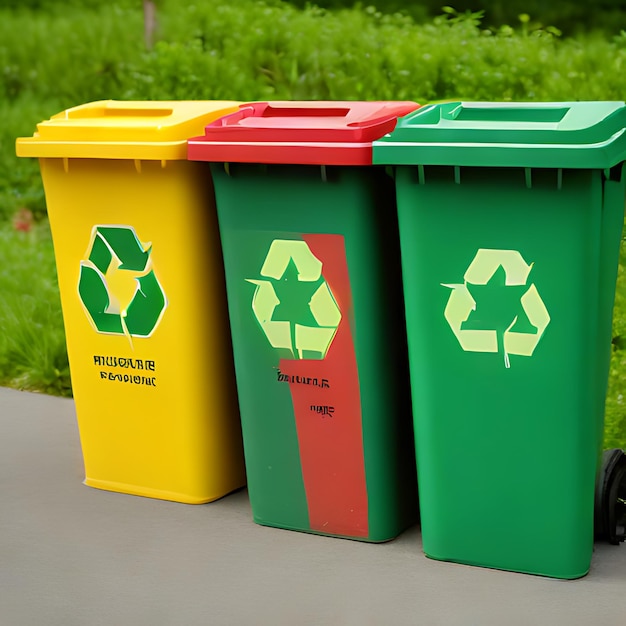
373;101;626;577
188;100;420;541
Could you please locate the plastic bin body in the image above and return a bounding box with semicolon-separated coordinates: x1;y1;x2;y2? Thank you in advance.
373;101;626;577
188;101;420;540
16;101;246;503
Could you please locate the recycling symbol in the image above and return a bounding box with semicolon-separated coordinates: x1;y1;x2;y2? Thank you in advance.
78;225;167;338
247;239;341;359
442;249;550;368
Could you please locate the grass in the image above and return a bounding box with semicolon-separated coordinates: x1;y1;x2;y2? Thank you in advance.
0;223;70;396
605;253;626;450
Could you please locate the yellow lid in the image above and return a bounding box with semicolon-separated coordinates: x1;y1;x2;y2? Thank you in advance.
16;100;241;160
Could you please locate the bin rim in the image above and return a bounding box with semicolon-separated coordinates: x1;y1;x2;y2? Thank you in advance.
16;99;242;160
17;139;194;161
187;100;420;166
372;100;626;170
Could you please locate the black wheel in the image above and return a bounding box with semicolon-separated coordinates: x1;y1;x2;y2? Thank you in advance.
594;449;626;545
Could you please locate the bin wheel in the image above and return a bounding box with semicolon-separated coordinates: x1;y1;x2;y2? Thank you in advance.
594;448;626;545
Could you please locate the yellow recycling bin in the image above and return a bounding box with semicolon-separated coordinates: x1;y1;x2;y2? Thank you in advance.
16;100;246;503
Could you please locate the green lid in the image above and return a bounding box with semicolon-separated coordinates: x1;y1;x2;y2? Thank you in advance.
373;101;626;169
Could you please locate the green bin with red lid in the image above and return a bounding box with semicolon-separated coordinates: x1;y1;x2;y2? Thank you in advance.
188;100;420;541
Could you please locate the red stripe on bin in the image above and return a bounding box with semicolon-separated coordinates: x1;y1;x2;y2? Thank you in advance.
279;234;368;538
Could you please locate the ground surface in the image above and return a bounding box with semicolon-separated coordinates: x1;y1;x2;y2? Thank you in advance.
2;386;625;626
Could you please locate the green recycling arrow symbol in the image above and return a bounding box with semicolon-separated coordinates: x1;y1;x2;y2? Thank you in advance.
247;239;341;360
442;248;550;368
78;225;167;338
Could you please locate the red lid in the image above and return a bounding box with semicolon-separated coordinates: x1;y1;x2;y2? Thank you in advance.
187;101;420;165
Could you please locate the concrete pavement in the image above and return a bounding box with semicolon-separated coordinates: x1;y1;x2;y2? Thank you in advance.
1;386;625;626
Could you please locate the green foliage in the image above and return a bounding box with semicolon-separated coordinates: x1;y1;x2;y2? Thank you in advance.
122;2;626;104
4;0;626;110
285;0;626;36
0;4;144;104
2;2;626;111
0;223;71;396
606;238;626;450
0;0;138;11
0;99;57;222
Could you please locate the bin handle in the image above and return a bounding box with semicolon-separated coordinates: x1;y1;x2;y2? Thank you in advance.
261;103;351;118
443;102;570;124
62;101;174;120
208;102;353;126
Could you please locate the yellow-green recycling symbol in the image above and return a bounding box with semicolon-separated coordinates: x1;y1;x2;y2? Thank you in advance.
247;239;341;359
443;249;550;368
